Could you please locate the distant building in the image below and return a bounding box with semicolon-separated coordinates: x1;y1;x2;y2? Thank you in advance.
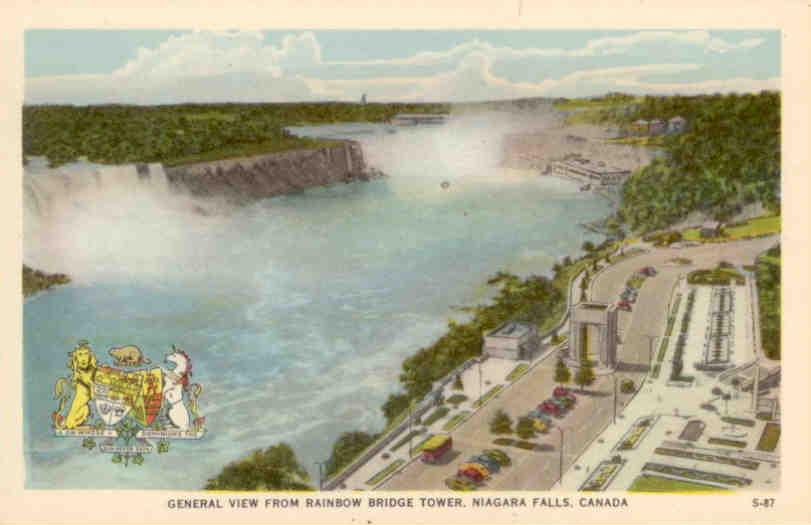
668;116;687;134
483;321;539;360
630;119;649;135
649;119;667;135
700;220;723;238
549;157;631;186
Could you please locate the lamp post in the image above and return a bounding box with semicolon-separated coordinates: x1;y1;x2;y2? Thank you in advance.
613;374;618;425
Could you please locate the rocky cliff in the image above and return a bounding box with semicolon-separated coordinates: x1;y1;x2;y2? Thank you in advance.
164;141;378;204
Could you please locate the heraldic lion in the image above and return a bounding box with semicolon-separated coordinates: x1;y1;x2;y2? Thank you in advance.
54;341;98;429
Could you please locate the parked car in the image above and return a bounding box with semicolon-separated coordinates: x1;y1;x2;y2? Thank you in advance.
539;400;564;418
456;467;485;483
470;454;501;473
482;449;512;467
445;476;477;491
553;386;576;403
639;266;658;277
527;408;552;423
421;435;452;464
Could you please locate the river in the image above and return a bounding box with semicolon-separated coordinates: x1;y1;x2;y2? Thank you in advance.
23;115;612;489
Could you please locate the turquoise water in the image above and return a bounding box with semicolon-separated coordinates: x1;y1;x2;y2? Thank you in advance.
23;120;612;489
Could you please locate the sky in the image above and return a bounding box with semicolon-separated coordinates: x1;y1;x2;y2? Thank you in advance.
24;29;780;104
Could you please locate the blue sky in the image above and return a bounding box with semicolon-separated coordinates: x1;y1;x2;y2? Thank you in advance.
24;29;780;104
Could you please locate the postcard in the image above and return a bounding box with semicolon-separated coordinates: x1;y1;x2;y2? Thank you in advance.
1;1;809;524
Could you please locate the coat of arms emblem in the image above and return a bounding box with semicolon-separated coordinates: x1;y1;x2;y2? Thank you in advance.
52;341;206;466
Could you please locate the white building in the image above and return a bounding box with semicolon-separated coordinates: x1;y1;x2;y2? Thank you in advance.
482;321;539;360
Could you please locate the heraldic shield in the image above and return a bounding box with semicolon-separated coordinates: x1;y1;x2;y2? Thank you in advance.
93;366;163;426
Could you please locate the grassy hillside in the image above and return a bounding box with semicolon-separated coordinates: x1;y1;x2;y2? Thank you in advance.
23;102;449;167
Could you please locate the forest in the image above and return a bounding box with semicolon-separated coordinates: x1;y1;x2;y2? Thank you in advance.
616;92;781;232
756;245;781;360
22;102;449;167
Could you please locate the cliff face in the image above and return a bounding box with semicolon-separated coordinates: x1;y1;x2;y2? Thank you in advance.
165;141;376;204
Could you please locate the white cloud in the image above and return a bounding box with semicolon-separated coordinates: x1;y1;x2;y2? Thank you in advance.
25;30;776;104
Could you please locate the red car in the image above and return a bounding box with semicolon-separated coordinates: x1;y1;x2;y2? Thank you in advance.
539;400;564;417
553;387;576;405
457;467;485;483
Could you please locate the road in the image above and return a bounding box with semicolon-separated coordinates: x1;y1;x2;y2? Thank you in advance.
380;235;778;490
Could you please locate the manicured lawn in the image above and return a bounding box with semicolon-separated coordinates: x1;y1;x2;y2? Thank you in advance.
422;406;450;426
506;363;530;382
390;429;423;452
446;394;468;406
442;411;471;432
683;214;780;242
365;459;405;486
628;474;726;493
756;423;781;452
473;385;504;408
687;267;745;286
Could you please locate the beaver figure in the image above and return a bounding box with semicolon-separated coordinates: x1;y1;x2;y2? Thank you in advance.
108;345;151;367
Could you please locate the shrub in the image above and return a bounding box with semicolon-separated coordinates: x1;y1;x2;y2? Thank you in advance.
620;379;635;394
490;410;513;435
516;417;536;440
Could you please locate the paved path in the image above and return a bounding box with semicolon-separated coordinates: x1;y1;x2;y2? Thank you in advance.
380;235;777;491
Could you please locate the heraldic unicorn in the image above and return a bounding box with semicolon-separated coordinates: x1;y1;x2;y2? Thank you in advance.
52;341;206;467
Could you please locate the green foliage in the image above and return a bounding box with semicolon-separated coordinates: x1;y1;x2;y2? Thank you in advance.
554;357;571;386
23;264;70;297
422;406;450;427
620;379;635;394
687;265;745;286
618;92;780;232
398;272;562;401
22;103;449;167
452;374;464;390
574;359;596;390
381;392;410;426
489;409;513;435
515;417;536;440
205;443;312;491
756;245;781;359
325;431;377;477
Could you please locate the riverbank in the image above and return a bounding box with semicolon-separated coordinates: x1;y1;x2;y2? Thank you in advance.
23;265;70;297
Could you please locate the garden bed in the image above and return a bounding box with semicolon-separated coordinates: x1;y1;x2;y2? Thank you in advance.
580;459;624;491
442;411;471;432
708;437;747;449
629;474;725;493
642;462;752;487
422;406;450;426
506;363;530;382
366;459;406;486
473;385;504;408
654;447;759;470
678;420;705;442
615;417;656;451
446;394;468;406
756;423;780;452
721;416;756;428
491;438;547;453
390;429;424;452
